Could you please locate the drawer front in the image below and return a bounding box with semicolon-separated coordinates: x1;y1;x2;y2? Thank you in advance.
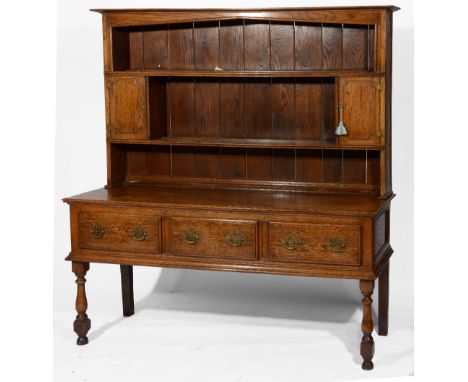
79;212;161;253
170;218;257;260
268;222;361;266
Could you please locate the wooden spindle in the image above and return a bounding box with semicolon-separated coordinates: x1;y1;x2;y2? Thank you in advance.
72;262;91;345
360;280;375;370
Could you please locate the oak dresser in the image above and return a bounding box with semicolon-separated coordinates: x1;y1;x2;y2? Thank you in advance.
64;6;399;370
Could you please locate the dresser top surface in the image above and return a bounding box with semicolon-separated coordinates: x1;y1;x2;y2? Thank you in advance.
64;185;393;217
91;6;399;13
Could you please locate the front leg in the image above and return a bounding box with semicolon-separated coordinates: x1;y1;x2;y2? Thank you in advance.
360;280;375;370
72;262;91;345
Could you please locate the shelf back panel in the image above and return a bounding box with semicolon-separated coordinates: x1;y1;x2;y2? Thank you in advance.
117;144;380;193
112;21;375;72
148;77;336;143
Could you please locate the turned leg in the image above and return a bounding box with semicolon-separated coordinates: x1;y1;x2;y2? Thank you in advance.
378;262;389;336
72;262;91;345
120;265;135;317
360;280;375;370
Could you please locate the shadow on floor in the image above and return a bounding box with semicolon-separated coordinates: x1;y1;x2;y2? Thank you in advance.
89;268;375;365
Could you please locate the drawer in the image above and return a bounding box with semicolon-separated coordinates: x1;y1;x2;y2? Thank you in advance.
170;218;257;260
267;222;361;266
79;211;161;253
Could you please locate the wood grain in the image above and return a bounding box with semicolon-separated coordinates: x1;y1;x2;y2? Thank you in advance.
79;211;161;253
245;80;271;139
267;221;361;266
322;24;342;70
170;217;258;260
168;23;193;69
244;20;270;70
272;149;295;181
271;79;295;139
168;79;194;136
219;20;244;70
295;79;322;140
193;21;219;70
143;25;168;69
194;80;219;137
343;25;368;70
219;80;245;138
220;147;246;179
294;23;322;70
270;22;294;70
296;149;322;183
106;76;147;140
196;147;220;178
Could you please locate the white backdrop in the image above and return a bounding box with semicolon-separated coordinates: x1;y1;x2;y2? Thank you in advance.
54;1;413;381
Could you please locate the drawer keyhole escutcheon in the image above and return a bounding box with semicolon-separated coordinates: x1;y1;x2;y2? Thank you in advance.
132;226;148;241
281;234;302;250
325;236;347;252
182;228;200;245
90;223;106;239
226;231;246;247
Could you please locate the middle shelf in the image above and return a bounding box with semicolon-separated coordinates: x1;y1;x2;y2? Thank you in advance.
108;137;382;150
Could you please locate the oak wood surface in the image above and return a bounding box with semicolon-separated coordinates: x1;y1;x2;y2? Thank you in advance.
170;217;258;260
64;185;393;217
64;6;398;368
267;221;361;266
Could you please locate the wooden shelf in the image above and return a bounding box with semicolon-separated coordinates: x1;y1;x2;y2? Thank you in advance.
109;137;383;150
106;70;384;78
64;185;392;217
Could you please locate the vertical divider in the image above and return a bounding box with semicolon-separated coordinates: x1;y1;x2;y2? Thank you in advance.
341;23;344;70
242;20;246;70
367;25;370;71
365;149;368;184
167;74;173;176
320;77;324;140
269;21;272;70
293;21;296;71
293;76;297;180
140;32;145;71
191;22;195;70
218;20;221;69
243;77;247;179
320;149;324;183
341;149;344;183
270;76;273;176
320;23;324;70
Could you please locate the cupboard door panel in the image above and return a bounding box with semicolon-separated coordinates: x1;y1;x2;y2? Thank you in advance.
106;76;147;140
338;76;384;146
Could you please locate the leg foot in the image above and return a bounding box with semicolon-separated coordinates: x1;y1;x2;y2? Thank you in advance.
378;262;389;336
72;262;91;345
120;265;135;317
360;280;375;370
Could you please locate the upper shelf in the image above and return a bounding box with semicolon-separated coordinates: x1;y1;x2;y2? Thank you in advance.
107;70;384;78
112;20;377;73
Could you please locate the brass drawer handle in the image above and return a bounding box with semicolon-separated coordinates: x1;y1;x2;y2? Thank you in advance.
325;236;347;252
90;223;106;239
132;226;148;241
281;234;302;250
226;231;246;247
182;228;200;245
